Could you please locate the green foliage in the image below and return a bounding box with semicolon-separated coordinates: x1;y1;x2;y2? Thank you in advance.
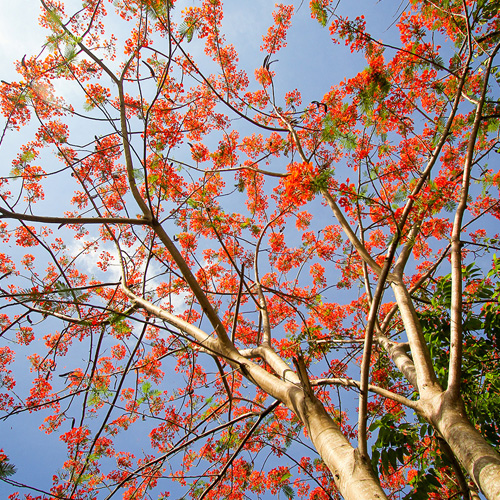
54;280;80;299
358;68;391;117
0;456;16;479
282;482;295;499
19;149;36;165
420;262;500;447
406;468;442;500
109;312;132;336
370;261;500;497
321;113;357;150
370;414;422;476
179;20;198;43
143;0;174;20
310;1;328;27
311;168;334;193
419;312;450;386
139;381;161;404
476;0;500;25
215;432;239;453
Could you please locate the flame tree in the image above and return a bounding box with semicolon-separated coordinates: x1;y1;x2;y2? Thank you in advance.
0;0;499;499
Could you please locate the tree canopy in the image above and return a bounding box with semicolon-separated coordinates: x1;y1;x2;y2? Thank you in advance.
0;0;500;499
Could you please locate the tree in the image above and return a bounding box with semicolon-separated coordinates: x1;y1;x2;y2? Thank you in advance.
0;0;499;498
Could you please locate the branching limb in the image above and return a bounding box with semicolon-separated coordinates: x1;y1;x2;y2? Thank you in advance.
376;336;419;389
0;207;149;227
240;345;299;384
391;279;439;394
321;190;385;276
231;264;245;344
358;251;398;458
448;42;500;399
313;377;419;411
121;282;220;353
293;354;314;398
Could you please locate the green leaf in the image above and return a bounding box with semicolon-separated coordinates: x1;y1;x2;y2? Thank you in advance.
381;450;389;474
388;447;398;470
179;20;198;43
310;1;328;26
0;457;16;478
282;483;295;499
280;471;292;482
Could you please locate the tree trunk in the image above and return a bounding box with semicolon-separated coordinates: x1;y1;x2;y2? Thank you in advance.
422;392;500;500
288;386;388;500
230;352;388;499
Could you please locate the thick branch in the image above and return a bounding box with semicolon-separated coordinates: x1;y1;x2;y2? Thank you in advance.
313;377;419;411
376;336;418;389
121;283;219;353
0;207;149;227
422;393;500;500
391;280;439;394
448;43;500;398
240;345;299;385
321;189;384;275
358;253;398;458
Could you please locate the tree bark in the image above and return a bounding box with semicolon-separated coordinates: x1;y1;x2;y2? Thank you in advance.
289;386;388;500
388;280;500;500
231;350;389;500
421;392;500;500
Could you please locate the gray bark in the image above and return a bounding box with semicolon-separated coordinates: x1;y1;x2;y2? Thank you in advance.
421;392;500;500
288;385;388;500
